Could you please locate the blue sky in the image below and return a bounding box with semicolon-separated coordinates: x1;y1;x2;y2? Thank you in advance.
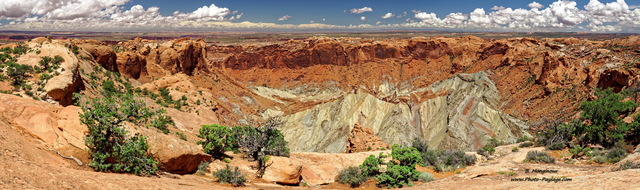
127;0;636;25
2;0;640;32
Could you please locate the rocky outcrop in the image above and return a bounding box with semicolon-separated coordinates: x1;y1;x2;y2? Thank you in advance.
345;124;390;153
77;42;117;72
145;38;207;76
279;72;529;153
0;94;88;162
116;51;147;79
222;37;455;70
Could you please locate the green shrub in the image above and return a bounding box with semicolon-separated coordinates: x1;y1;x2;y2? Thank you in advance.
524;151;555;164
605;147;627;163
593;155;608;164
519;142;534;148
516;136;531;143
577;88;637;147
376;164;419;188
196;161;210;175
197;124;236;158
176;132;187;141
546;142;567;150
417;172;433;182
337;166;367;188
6;62;32;86
536;121;575;150
569;145;591;159
477;145;495;157
214;165;246;187
391;146;422;167
412;138;429;153
360;154;386;177
151;115;174;134
512;147;520;152
79;93;158;176
612;161;640;171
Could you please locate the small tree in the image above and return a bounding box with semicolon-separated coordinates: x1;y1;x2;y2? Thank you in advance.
197;124;236;158
577;88;637;147
234;117;290;178
6;62;32;86
79;93;158;175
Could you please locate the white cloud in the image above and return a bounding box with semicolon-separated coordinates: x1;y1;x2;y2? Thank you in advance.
278;15;292;21
0;0;130;20
350;7;373;14
382;13;394;19
529;2;544;9
3;0;640;32
492;6;506;11
182;4;230;21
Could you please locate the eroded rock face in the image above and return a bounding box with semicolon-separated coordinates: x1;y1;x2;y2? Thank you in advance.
280;72;530;153
116;51;147;79
77;42;117;72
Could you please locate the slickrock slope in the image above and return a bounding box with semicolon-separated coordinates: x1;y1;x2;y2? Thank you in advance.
279;72;529;152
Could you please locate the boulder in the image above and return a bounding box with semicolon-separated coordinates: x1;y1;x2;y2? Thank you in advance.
262;156;302;185
131;126;211;174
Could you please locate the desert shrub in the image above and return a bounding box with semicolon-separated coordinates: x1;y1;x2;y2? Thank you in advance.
6;62;32;86
477;145;495;157
418;172;434;182
214;165;246;187
546;142;567;150
605;147;627;163
569;145;591;159
391;145;422;167
512;147;520;152
524;151;555;164
197;124;236;158
196;161;210;175
376;164;420;188
414;143;474;172
151;115;174;134
432;150;475;172
536;121;576;150
612;161;640;171
519;142;534;148
360;154;386;177
176;132;187;141
593;155;608;164
337;166;367;188
412;138;429;153
477;138;502;158
79;92;157;176
516;136;532;143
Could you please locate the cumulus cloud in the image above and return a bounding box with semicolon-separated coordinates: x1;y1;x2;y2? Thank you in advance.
350;7;373;14
382;13;394;19
182;4;230;21
278;15;292;21
491;6;507;11
3;0;640;32
0;0;129;20
408;0;640;32
0;0;242;30
529;2;545;9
